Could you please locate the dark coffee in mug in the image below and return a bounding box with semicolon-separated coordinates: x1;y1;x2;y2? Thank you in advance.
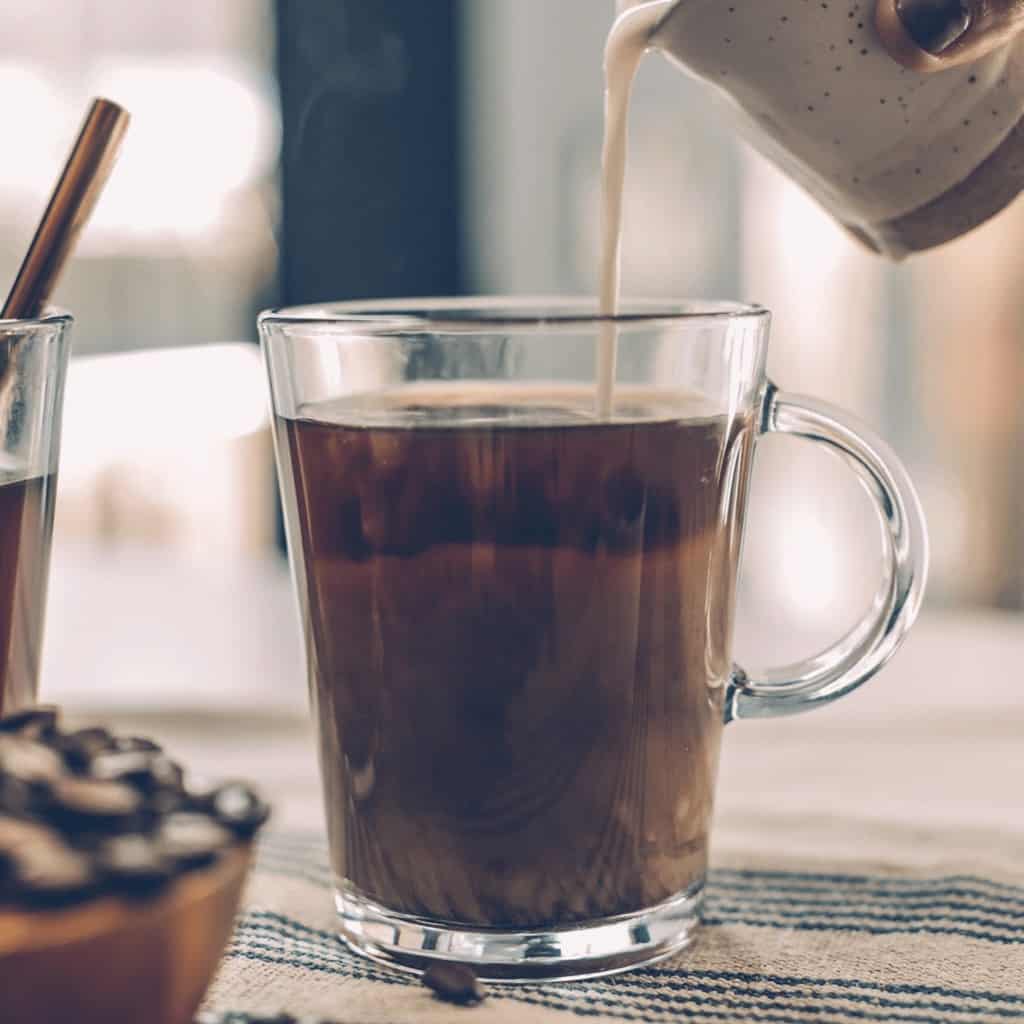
278;385;755;928
0;472;57;715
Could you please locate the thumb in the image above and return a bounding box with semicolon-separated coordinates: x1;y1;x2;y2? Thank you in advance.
876;0;1024;71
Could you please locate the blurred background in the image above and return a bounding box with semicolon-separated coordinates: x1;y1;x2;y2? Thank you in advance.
2;0;1021;708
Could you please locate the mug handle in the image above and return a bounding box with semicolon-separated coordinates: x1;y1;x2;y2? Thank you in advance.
725;382;929;723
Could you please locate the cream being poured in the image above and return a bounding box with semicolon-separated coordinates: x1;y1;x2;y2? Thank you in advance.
597;0;672;418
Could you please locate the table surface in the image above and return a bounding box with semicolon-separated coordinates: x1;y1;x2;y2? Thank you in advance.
41;546;1024;1022
89;607;1024;866
46;546;1024;836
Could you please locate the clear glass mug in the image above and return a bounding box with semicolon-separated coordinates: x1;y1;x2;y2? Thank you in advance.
0;312;71;715
261;298;927;980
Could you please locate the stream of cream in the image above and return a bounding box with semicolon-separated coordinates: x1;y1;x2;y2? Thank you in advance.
597;1;672;418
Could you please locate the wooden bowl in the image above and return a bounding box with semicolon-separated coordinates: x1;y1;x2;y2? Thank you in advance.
0;842;251;1024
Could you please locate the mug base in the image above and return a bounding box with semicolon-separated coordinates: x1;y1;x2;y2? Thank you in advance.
335;881;703;982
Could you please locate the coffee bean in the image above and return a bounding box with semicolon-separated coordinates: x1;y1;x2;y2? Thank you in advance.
0;845;15;889
46;777;143;833
0;775;45;819
67;727;114;752
91;751;184;794
158;813;233;869
57;727;116;773
421;962;486;1005
0;735;65;785
149;787;189;817
96;835;173;893
0;818;96;905
90;751;156;783
0;818;61;900
0;706;58;738
13;845;96;905
150;755;185;790
0;815;59;852
209;782;271;837
111;735;162;753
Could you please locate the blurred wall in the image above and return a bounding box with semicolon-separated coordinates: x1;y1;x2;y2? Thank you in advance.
275;0;461;306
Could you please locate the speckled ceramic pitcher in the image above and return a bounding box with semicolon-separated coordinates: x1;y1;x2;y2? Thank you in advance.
619;0;1024;257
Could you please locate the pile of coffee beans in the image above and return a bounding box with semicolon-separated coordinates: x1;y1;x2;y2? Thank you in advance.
0;705;269;907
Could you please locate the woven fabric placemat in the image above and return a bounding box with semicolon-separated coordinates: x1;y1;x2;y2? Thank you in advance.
200;830;1024;1023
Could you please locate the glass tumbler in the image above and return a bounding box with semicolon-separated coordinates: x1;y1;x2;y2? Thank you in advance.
0;311;71;714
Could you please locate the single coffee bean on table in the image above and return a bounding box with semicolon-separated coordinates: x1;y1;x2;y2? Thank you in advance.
422;962;488;1005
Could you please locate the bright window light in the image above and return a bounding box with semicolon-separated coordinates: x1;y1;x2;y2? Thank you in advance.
85;57;280;243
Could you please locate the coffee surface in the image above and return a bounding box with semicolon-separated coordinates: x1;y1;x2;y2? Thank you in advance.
0;472;56;716
279;388;753;927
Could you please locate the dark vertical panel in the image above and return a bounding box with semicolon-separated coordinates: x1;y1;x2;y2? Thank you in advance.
275;0;461;305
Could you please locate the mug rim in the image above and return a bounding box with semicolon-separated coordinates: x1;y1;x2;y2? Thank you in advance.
259;296;769;333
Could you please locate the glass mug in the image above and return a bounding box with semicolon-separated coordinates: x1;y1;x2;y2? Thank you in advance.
261;299;927;980
0;312;71;715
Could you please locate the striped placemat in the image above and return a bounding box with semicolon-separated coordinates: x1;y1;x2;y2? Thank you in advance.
201;831;1024;1023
